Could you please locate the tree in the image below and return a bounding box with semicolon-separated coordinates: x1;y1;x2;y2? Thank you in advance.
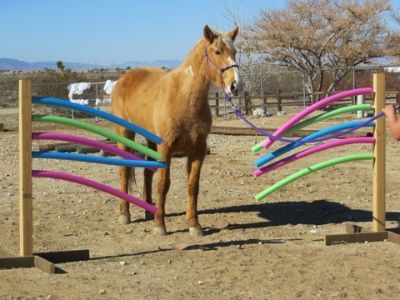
241;0;390;101
56;60;65;72
384;9;400;60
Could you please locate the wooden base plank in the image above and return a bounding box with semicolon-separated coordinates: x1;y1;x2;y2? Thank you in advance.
0;256;34;269
387;231;400;244
0;249;90;274
325;232;388;245
34;255;56;274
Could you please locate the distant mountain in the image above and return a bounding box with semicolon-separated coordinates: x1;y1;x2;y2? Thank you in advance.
0;58;181;71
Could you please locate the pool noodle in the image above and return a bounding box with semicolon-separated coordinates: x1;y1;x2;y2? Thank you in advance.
254;120;374;168
32;96;163;144
32;115;161;161
32;151;167;168
251;103;373;153
32;170;157;213
254;88;373;152
255;153;374;201
32;131;157;171
253;137;375;177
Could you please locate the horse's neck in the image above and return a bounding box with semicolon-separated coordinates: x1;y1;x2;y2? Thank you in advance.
174;40;210;103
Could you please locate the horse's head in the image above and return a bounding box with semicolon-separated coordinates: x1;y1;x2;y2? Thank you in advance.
203;25;240;96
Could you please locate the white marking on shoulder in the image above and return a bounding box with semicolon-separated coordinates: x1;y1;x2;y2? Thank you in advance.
185;65;194;76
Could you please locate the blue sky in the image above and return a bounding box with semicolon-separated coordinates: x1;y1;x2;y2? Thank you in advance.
0;0;285;65
1;0;399;66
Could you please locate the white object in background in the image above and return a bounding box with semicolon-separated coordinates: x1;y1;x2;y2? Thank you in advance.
103;80;117;95
95;98;112;106
70;99;89;105
356;95;364;119
67;82;91;101
252;108;266;117
384;67;400;73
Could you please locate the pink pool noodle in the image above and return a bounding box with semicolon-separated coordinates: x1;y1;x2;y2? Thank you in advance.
254;136;375;177
32;131;157;172
262;88;373;150
32;170;157;213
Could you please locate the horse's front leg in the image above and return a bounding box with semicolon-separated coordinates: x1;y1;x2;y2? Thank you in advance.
143;140;156;221
154;144;172;235
186;143;207;236
116;127;135;225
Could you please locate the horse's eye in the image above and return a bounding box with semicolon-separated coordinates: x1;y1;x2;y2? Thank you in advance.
215;50;222;55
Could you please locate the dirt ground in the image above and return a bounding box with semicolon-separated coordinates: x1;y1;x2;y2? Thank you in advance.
1;107;400;300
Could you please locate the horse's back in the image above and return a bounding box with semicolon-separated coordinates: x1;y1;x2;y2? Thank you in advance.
113;67;167;99
111;67;168;124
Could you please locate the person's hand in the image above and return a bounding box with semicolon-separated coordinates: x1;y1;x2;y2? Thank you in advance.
382;104;395;117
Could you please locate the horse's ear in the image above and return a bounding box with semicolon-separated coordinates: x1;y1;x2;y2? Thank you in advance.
228;27;239;41
204;25;217;43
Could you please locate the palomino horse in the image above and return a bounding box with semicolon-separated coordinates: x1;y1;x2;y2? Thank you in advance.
111;25;239;236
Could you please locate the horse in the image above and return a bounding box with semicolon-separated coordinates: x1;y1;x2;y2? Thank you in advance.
111;25;239;236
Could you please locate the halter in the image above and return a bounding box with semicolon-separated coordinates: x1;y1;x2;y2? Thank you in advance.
204;48;239;76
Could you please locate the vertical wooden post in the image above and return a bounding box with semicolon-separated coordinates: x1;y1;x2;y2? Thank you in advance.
372;73;386;232
262;95;267;115
215;92;219;117
277;89;282;112
19;79;33;256
244;91;251;115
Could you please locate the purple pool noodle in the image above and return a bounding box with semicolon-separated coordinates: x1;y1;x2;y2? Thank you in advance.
32;169;157;213
32;131;157;172
254;136;375;177
262;88;373;150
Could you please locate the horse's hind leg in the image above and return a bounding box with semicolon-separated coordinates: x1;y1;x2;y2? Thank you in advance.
186;142;207;236
116;126;135;224
143;140;156;221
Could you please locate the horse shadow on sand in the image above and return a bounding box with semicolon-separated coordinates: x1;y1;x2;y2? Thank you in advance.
166;199;400;232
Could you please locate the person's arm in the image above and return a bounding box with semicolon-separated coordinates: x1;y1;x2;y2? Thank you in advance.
383;104;400;140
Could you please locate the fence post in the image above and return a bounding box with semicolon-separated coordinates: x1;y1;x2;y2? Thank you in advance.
244;91;251;115
263;95;267;115
277;89;282;112
19;79;33;256
372;72;386;232
215;92;219;117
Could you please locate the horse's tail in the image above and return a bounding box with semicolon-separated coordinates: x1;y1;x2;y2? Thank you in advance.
127;167;137;194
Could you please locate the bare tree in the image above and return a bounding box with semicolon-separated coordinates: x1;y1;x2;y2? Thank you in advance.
385;8;400;60
241;0;390;101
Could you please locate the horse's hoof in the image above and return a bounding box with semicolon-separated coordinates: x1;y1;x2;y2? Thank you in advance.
153;226;167;236
145;211;155;221
189;227;204;237
118;214;131;225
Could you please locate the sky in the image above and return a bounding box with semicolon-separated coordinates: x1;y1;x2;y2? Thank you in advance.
1;0;400;66
0;0;285;66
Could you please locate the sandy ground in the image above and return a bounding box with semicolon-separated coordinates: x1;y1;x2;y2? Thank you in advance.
1;107;400;300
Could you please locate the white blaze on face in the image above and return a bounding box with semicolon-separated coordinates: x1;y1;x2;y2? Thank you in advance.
223;57;239;95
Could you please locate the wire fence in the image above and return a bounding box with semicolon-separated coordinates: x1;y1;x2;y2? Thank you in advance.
1;65;400;117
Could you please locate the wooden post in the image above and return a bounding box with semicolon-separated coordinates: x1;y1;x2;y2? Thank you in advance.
215;92;219;117
277;89;282;112
372;73;386;232
262;95;267;115
19;79;33;256
244;91;251;115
